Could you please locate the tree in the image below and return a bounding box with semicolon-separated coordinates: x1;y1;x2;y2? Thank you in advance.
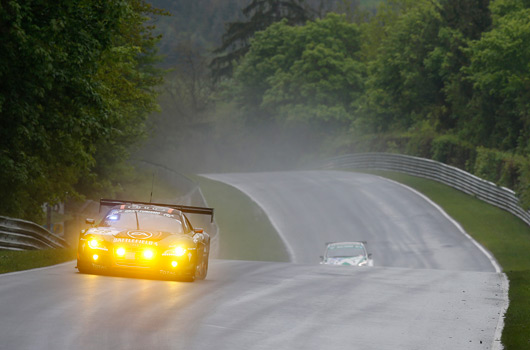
75;0;166;199
358;1;442;132
0;0;164;221
463;7;530;152
357;0;493;133
230;13;364;126
211;0;313;80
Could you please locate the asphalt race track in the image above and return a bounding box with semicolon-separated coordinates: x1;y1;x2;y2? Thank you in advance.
0;171;508;350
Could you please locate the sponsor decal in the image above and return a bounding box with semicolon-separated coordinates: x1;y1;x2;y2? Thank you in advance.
113;238;159;246
160;270;177;276
127;230;153;239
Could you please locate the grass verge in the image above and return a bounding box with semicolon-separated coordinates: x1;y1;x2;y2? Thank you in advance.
361;170;530;349
0;248;76;274
193;175;290;262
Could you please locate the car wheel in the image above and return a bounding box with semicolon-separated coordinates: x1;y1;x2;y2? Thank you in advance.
176;267;196;282
196;255;209;280
178;273;195;282
77;260;93;274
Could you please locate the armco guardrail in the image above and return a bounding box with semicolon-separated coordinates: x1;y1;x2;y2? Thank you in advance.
0;216;69;250
317;153;530;226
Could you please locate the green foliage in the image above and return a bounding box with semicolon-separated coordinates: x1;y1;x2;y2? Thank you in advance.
0;1;164;221
231;13;364;126
431;134;476;170
359;0;421;62
463;7;530;152
359;0;443;131
473;147;529;193
358;0;495;135
517;163;530;211
403;121;436;158
75;0;166;199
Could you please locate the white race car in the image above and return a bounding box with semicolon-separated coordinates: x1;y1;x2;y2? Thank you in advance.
320;241;373;267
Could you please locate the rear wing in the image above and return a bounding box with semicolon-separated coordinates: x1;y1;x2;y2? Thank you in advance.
100;199;214;222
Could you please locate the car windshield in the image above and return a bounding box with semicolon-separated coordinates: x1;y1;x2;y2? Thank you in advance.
99;210;184;233
326;244;366;258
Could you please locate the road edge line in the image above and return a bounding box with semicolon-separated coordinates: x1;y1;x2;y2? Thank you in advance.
199;175;296;263
377;176;508;350
0;260;75;277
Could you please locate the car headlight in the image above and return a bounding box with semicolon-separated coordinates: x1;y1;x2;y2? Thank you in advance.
162;246;187;257
87;238;107;251
88;239;100;249
116;247;126;257
142;249;155;259
174;246;186;256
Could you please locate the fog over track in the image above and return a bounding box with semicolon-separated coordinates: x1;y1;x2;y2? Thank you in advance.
0;171;507;350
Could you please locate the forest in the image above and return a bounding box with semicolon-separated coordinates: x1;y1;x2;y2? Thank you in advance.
146;0;530;209
1;0;529;221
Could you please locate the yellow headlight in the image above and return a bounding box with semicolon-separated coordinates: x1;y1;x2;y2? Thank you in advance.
143;249;154;259
116;247;126;257
171;261;178;267
88;239;100;249
92;254;99;261
174;246;186;256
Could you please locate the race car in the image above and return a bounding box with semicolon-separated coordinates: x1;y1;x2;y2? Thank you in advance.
320;241;373;267
77;199;214;281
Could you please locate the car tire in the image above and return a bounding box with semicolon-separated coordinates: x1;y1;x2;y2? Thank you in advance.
178;273;195;282
196;260;207;280
77;260;93;274
196;252;209;280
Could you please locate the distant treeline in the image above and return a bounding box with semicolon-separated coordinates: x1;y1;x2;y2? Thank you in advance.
150;0;529;208
227;0;530;208
2;0;529;221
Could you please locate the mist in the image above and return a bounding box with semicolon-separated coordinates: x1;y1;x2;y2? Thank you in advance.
135;111;342;174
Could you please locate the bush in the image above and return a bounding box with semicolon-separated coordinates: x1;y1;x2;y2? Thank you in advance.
473;147;505;183
404;122;436;158
513;159;530;210
431;135;476;171
472;147;530;209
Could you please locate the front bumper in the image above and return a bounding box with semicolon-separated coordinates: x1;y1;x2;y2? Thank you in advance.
77;241;197;277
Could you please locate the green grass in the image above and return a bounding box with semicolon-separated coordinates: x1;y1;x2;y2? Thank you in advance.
193;175;290;262
0;248;76;274
361;170;530;349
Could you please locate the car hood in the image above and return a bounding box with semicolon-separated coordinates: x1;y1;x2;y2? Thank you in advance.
324;256;366;266
85;227;188;247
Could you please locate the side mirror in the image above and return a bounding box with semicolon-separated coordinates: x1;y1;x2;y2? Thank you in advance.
194;228;204;234
193;233;204;244
368;253;373;259
85;218;95;225
320;256;324;261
